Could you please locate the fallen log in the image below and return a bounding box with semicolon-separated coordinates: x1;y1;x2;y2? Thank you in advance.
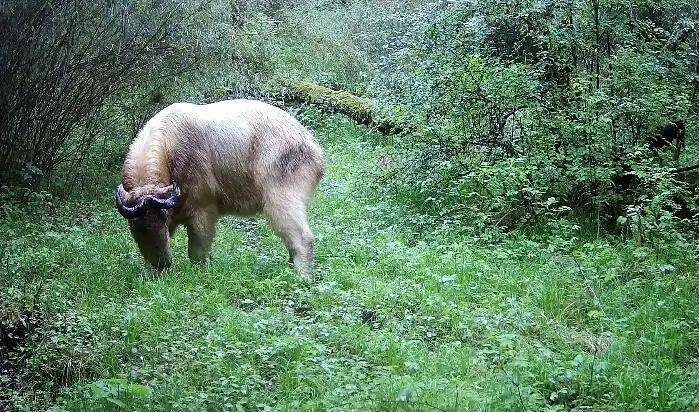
671;164;699;186
671;164;699;174
284;82;404;135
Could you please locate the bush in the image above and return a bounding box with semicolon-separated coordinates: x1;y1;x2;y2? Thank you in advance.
372;0;699;237
0;0;231;189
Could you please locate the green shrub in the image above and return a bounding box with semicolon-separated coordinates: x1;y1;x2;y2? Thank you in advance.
372;0;699;239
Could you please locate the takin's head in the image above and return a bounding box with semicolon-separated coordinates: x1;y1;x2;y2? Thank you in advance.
115;183;181;270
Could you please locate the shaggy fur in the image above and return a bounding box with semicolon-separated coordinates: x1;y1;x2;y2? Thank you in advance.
119;99;325;279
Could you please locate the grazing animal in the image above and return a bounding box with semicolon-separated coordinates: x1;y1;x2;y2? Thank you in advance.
115;99;325;279
649;119;686;159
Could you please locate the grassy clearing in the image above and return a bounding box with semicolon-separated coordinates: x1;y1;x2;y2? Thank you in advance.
2;110;699;411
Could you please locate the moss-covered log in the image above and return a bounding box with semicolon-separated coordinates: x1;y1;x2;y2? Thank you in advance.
285;82;403;134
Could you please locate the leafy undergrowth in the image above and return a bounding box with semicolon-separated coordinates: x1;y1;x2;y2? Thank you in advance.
2;112;699;411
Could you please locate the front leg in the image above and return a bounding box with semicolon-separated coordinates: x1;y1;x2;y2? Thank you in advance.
168;221;178;237
186;207;218;265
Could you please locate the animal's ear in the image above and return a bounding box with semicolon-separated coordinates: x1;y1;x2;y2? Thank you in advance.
149;182;181;210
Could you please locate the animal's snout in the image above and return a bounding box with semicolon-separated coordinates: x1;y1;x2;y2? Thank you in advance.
149;253;172;271
144;250;172;271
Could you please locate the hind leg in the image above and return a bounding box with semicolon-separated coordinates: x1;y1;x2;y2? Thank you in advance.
264;199;315;281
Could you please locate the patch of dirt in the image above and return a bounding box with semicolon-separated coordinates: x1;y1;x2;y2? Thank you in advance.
293;305;312;319
282;298;313;320
360;309;381;329
557;325;614;356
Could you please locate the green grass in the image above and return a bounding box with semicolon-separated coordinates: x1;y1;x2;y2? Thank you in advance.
2;111;699;411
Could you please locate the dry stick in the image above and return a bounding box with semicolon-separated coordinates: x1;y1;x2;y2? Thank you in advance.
494;208;516;228
31;280;44;313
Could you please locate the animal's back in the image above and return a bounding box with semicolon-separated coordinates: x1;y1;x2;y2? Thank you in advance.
192;99;323;175
130;100;323;215
125;100;323;203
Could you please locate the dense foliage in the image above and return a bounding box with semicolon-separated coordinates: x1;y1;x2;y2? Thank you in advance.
372;0;699;238
3;111;698;411
2;0;699;410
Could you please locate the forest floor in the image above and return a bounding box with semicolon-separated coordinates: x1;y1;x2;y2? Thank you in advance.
2;112;699;411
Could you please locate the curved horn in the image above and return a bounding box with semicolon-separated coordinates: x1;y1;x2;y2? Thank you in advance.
148;182;181;210
115;184;147;219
